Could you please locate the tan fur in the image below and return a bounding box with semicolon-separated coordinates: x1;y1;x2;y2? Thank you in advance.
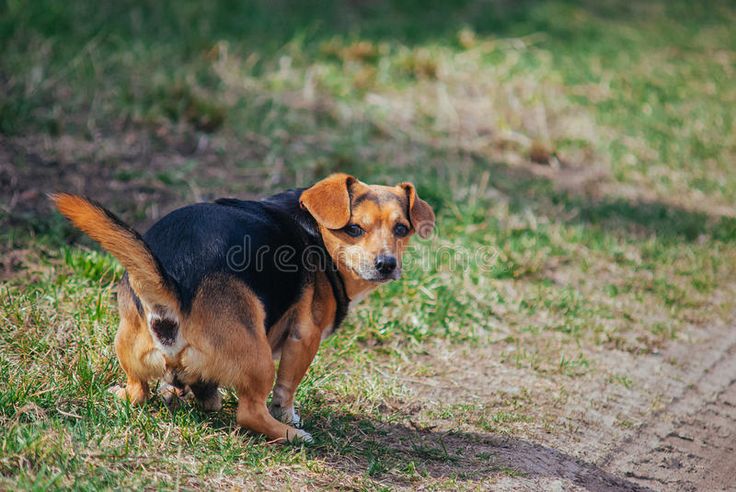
399;182;435;239
272;271;338;409
183;276;302;440
111;282;166;404
299;173;354;229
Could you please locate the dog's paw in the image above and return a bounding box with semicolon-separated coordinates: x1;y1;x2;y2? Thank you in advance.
270;404;301;427
287;428;313;444
157;382;189;410
108;384;126;400
108;384;147;405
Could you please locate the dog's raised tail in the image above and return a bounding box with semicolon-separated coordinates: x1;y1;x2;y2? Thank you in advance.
51;193;178;312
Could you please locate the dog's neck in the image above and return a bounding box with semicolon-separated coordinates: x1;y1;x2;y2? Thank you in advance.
334;263;380;301
259;188;353;328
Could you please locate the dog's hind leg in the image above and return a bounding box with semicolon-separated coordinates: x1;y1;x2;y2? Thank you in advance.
110;282;165;405
194;326;309;441
234;340;312;443
185;276;311;442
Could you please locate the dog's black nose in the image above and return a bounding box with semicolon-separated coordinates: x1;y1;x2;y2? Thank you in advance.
375;255;397;274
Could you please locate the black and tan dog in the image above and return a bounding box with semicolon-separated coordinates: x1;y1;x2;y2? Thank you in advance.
53;174;434;443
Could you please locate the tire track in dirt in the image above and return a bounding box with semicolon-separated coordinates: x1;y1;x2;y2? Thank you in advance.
603;326;736;491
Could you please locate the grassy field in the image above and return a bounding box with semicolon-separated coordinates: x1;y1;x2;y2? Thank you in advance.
2;0;736;489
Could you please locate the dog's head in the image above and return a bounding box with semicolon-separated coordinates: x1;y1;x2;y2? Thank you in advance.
300;173;435;285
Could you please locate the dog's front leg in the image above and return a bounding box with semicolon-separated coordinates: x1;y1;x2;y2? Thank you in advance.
270;324;321;427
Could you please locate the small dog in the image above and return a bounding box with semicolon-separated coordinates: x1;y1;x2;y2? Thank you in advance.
53;174;434;442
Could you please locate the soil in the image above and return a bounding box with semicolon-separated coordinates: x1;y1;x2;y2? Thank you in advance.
394;320;736;490
0;131;278;234
602;323;736;491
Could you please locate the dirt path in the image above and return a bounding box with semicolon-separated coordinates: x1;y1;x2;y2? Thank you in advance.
602;324;736;491
390;319;736;490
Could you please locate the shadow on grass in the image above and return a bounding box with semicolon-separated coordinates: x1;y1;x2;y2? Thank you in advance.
477;157;736;244
303;408;650;490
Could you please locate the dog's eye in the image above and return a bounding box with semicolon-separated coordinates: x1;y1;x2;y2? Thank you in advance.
344;224;364;237
394;224;410;237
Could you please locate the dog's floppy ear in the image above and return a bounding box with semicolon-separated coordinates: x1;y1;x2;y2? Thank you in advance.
300;173;356;229
399;182;435;239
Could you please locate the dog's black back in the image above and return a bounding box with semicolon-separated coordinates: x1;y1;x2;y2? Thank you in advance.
131;189;344;330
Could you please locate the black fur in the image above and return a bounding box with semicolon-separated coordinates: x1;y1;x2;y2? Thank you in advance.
151;317;178;345
120;273;144;316
121;189;349;333
189;380;219;402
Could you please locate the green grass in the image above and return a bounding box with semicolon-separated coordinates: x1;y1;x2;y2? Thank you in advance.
2;0;736;488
